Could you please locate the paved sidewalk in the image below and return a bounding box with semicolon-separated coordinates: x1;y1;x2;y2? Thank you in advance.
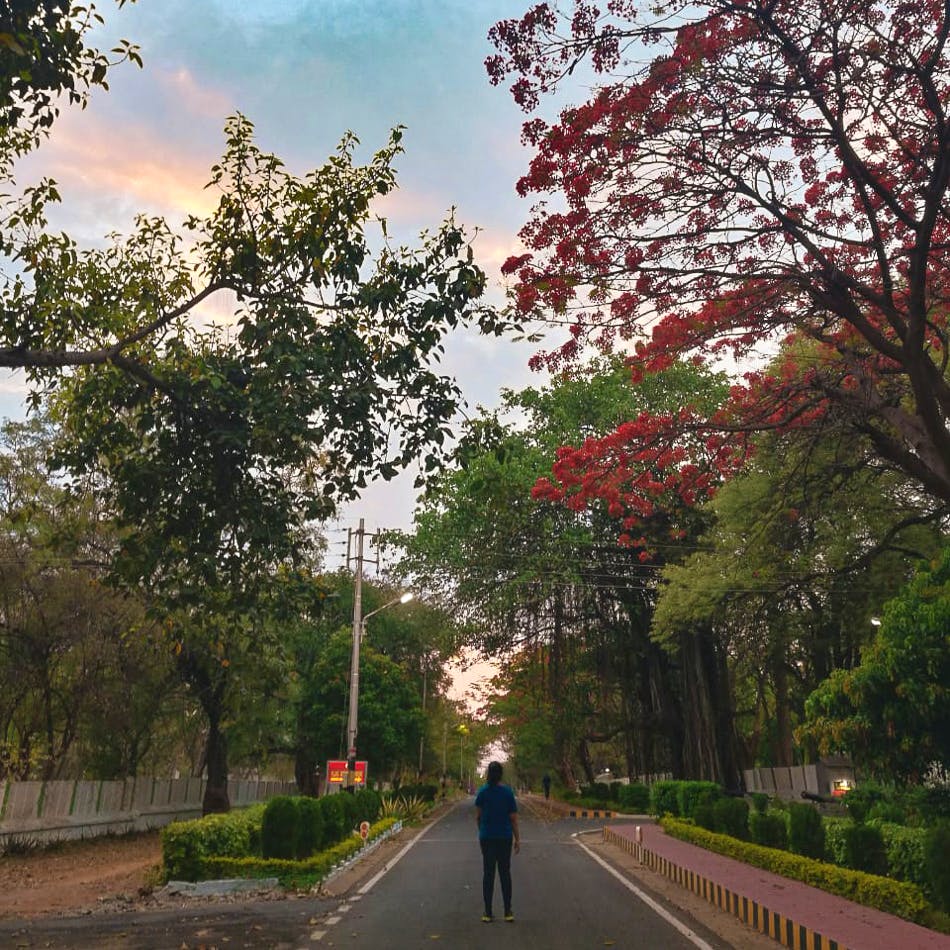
605;822;949;950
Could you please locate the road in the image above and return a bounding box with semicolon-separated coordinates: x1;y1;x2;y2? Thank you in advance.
0;800;732;949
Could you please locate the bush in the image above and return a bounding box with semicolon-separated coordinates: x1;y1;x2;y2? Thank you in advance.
617;783;650;813
713;797;750;840
843;784;886;824
750;792;769;815
581;783;611;801
925;825;950;912
661;818;928;923
677;781;721;819
693;803;716;831
842;822;888;876
868;801;905;824
354;788;381;825
201;817;398;888
296;797;325;858
650;781;681;817
788;802;825;860
261;796;299;860
749;812;787;850
161;805;264;881
393;783;438;803
823;817;849;866
876;822;928;890
319;794;347;847
905;786;950;826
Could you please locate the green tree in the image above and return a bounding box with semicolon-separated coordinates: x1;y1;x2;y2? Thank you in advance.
654;425;945;769
299;628;424;783
0;1;140;164
799;548;950;783
397;359;739;785
0;417;177;780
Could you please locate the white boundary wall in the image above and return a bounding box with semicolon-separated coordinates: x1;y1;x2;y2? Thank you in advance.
0;777;297;845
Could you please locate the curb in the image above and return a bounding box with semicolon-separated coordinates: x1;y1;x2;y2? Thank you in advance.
604;827;845;950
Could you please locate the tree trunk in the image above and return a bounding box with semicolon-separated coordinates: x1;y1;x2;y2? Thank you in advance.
295;745;320;797
202;713;230;814
677;626;741;786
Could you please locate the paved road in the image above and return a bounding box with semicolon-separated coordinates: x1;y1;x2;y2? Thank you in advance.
0;801;730;949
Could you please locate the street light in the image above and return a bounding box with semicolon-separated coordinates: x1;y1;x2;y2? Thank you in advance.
346;591;413;785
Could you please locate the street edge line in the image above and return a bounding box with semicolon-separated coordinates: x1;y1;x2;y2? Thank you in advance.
574;834;716;950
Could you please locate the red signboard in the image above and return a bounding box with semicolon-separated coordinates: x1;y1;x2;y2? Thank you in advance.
326;759;368;785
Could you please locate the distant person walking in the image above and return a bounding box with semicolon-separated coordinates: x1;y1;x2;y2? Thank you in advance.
474;761;520;922
542;773;551;799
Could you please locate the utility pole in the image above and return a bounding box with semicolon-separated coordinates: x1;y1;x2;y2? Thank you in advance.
346;519;376;789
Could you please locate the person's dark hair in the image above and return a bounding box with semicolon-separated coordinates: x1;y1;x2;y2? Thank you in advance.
486;761;503;785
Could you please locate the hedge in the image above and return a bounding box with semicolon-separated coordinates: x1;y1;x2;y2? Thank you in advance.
617;783;650;812
201;818;398;888
161;803;266;881
649;780;721;819
660;818;929;923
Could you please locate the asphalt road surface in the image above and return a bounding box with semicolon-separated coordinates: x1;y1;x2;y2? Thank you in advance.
0;800;732;949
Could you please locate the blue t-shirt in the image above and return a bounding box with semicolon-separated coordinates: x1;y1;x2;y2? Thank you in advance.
475;782;517;839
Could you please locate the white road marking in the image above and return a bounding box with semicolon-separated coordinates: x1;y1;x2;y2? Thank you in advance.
309;929;326;941
573;835;716;950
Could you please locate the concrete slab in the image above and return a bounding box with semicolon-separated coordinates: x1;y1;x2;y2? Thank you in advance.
98;780;124;814
71;781;99;819
2;781;42;821
40;780;74;819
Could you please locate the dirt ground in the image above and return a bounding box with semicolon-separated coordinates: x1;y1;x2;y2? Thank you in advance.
0;832;164;919
0;803;773;948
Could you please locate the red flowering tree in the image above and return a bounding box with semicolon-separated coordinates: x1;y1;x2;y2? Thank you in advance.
489;0;950;532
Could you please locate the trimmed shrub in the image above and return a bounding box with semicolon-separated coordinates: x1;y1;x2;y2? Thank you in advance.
877;822;928;890
868;801;905;824
661;818;928;923
925;825;950;912
161;805;263;881
823;817;849;866
650;780;681;817
693;803;716;831
618;783;650;813
749;812;787;850
750;792;769;815
296;797;325;858
677;781;721;819
354;788;381;825
842;822;888;876
319;793;347;846
261;796;299;860
581;783;611;802
202;817;398;888
843;784;886;824
339;790;361;829
788;802;825;860
905;787;950;826
713;797;750;840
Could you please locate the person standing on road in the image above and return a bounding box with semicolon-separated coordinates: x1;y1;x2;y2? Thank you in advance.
542;773;551;799
474;760;520;923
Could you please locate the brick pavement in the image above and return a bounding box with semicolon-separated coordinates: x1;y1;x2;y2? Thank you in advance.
605;821;950;950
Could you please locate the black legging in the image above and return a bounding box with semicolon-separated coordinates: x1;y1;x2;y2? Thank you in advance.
480;837;513;915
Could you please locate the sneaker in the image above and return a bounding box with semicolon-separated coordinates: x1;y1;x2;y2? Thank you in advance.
504;912;515;922
481;914;494;923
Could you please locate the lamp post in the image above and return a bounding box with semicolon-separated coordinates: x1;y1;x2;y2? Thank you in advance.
346;590;413;786
457;723;468;788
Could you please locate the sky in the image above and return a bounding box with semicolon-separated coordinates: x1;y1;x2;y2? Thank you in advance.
4;0;549;559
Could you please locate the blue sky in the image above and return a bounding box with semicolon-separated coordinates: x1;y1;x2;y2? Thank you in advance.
4;0;551;558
